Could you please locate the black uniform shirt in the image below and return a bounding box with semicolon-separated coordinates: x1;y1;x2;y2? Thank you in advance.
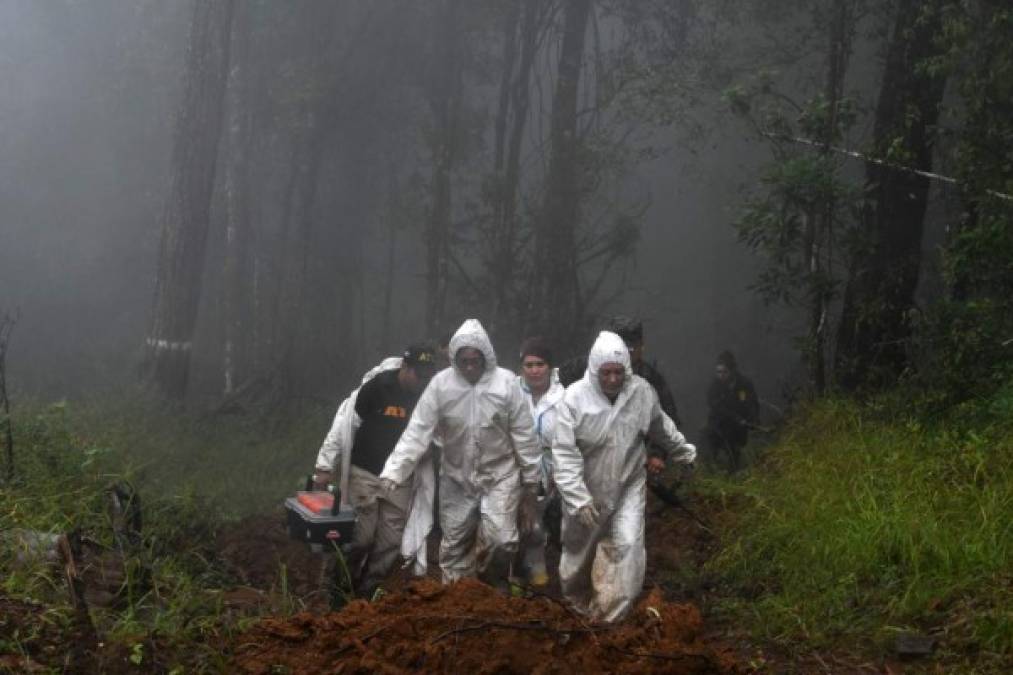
351;369;419;475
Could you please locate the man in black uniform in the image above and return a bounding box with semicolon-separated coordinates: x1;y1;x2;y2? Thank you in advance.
558;316;682;427
342;344;437;597
706;350;758;473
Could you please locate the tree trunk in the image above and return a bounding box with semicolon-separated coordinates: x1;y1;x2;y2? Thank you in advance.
276;113;326;396
806;0;854;396
528;0;591;346
490;0;545;337
222;0;254;396
835;0;947;389
425;0;464;337
0;311;17;482
146;0;236;400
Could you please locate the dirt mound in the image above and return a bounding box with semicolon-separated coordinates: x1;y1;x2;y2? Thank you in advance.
230;577;739;674
215;512;330;604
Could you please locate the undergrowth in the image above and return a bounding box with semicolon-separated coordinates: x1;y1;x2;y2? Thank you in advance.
0;395;333;672
707;382;1013;670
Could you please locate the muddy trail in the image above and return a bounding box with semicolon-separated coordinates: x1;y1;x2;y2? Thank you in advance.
231;577;735;674
2;489;920;673
217;489;740;674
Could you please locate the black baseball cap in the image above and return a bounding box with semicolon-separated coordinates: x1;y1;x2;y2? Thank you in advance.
404;343;438;371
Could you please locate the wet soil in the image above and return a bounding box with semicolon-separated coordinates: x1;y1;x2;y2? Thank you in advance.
215;511;334;610
0;595;163;674
3;487;969;673
224;486;742;674
231;577;738;674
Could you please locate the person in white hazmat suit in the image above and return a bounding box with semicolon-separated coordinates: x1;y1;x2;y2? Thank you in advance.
312;357;404;489
552;330;696;622
311;346;437;597
379;319;542;586
513;336;565;587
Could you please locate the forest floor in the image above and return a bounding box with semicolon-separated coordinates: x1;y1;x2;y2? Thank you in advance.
4;393;1008;673
2;487;953;674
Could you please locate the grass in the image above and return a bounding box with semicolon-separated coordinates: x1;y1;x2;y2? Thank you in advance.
705;384;1013;670
3;387;1011;671
0;393;336;672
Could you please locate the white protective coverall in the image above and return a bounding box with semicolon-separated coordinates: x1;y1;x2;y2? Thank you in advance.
519;368;566;484
514;370;565;584
314;356;403;476
312;356;414;593
381;319;542;584
552;331;696;622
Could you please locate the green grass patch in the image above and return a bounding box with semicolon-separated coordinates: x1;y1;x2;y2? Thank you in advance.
0;394;336;671
707;387;1013;665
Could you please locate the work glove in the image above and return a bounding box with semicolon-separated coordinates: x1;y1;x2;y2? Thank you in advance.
576;503;600;529
378;477;399;494
518;486;539;535
311;471;332;491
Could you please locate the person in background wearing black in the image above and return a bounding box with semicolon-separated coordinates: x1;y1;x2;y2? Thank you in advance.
706;350;759;473
558;316;682;462
340;344;437;597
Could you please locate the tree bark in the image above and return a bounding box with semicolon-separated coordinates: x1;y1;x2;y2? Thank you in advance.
222;0;254;396
835;0;947;389
803;0;855;396
425;0;464;337
0;311;17;482
146;0;236;400
490;0;545;336
275;112;326;396
528;0;591;346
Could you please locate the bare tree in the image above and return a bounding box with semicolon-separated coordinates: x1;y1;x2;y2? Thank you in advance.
485;0;552;339
526;0;593;346
145;0;236;400
425;0;465;336
222;0;256;396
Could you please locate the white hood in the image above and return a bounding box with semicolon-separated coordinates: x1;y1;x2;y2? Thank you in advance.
585;330;633;392
449;318;498;374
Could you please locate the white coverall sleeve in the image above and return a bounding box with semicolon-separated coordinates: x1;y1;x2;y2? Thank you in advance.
379;383;440;486
508;385;543;487
314;395;362;473
647;390;696;465
550;401;594;515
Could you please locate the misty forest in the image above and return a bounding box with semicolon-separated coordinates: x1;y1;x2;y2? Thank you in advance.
1;0;1011;673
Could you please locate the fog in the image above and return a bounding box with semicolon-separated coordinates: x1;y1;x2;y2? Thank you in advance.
1;0;921;434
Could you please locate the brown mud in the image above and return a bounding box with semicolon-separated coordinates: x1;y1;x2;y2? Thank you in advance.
2;489;959;673
231;577;738;674
215;511;334;609
225;488;741;674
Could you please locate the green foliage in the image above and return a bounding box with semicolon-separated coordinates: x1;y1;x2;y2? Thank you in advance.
735;149;857;307
709;390;1013;666
904;3;1013;400
0;397;332;671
